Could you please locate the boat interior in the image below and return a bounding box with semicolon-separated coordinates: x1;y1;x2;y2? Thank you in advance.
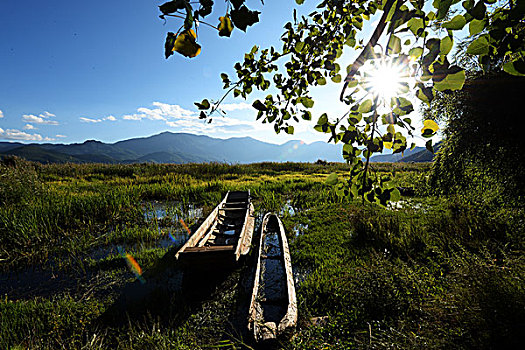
198;191;249;247
257;214;288;324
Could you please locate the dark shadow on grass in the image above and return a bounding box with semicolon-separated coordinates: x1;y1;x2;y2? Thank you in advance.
97;244;237;330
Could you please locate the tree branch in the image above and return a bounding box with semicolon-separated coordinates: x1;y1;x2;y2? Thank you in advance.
340;0;403;101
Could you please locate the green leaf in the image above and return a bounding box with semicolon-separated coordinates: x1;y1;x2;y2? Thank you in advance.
469;1;486;20
469;19;485;36
442;15;466;30
462;0;474;10
407;17;424;36
390;188;401;202
317;113;328;125
252;100;267;111
387;35;402;54
434;69;466;91
440;36;453;56
425;139;435;153
295;0;305;4
331;74;342;83
421;119;439;137
358;99;373;113
295;42;305;53
230;5;260;32
218;16;234;37
194;99;210;110
172;29;201;58
466;36;489;55
285;125;294;134
317;76;327;85
301;97;314;108
159;1;185;15
433;0;454;21
164;32;176;59
302;111;312;121
325;172;338;185
503;59;525;76
409;47;423;59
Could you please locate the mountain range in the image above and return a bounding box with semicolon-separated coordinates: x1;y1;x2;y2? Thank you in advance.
0;132;436;164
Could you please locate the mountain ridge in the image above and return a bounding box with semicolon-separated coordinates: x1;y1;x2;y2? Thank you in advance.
0;132;437;164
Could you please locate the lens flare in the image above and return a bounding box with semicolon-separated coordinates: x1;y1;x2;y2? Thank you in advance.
179;218;191;235
362;57;410;106
118;247;145;284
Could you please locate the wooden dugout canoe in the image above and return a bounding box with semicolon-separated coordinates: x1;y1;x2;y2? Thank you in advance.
175;191;255;271
248;213;297;342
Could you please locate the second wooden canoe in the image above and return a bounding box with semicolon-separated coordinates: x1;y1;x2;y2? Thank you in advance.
248;213;297;342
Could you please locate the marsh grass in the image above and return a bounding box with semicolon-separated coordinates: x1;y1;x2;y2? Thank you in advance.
1;160;522;349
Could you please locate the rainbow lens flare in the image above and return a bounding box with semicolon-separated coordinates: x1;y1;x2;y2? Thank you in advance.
117;246;145;284
179;218;191;235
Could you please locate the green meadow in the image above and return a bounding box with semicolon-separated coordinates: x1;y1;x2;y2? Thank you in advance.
1;159;523;349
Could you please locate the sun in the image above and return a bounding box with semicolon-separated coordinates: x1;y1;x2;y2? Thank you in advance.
363;58;406;104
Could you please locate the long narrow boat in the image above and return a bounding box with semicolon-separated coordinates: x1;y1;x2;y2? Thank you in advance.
175;191;255;271
248;213;297;342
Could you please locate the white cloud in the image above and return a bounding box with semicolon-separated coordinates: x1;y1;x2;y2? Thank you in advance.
23;124;36;130
220;102;252;112
22;113;59;125
0;127;54;141
55;134;67;138
80;117;102;123
80;115;117;123
122;114;144;121
42;111;55;118
119;101;285;137
0;110;3;118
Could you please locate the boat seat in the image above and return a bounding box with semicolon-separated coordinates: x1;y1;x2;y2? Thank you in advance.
183;245;235;253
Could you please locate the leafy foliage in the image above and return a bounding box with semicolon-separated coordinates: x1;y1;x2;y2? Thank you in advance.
426;72;525;205
159;0;525;205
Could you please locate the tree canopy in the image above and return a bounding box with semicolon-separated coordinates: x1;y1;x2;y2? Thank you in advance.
159;0;525;205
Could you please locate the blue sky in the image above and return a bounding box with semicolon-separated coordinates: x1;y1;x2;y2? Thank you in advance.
0;1;434;146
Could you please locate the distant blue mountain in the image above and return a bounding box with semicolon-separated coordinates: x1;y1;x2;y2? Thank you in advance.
0;132;342;164
0;132;438;164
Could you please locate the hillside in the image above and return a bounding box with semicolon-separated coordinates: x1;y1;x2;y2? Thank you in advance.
0;132;440;164
0;132;342;164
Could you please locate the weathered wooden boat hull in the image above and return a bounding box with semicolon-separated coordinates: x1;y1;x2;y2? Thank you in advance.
248;213;297;342
175;191;255;271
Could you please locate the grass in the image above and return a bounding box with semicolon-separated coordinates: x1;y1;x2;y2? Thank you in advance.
1;158;523;349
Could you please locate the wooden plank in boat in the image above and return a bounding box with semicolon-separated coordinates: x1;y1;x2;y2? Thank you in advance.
183;245;235;253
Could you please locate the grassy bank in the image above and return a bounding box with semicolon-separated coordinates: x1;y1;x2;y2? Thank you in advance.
1;159;522;349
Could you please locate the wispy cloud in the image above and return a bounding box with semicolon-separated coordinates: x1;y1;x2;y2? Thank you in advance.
220;102;252;112
121;102;260;134
0;110;4;118
22;112;59;125
79;117;102;123
23;124;36;130
0;127;54;141
55;134;67;138
79;116;117;123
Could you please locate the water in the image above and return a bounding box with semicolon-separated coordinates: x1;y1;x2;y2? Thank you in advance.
259;229;287;322
293;223;309;236
143;201;203;224
388;199;426;211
